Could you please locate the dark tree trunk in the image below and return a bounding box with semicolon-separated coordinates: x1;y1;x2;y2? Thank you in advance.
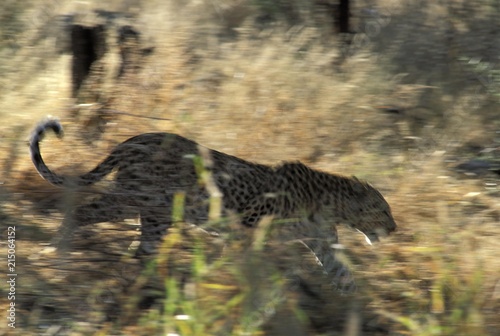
337;0;350;33
70;24;106;97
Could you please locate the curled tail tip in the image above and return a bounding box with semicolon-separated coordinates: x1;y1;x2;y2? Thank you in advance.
30;117;64;144
41;116;64;136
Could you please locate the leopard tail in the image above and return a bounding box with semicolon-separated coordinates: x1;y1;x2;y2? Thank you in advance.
29;118;117;187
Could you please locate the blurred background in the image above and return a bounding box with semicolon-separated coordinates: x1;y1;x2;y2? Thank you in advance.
0;0;499;335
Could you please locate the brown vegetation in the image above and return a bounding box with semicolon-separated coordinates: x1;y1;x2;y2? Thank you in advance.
0;0;499;335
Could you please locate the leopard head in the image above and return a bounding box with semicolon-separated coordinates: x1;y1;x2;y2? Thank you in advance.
338;177;397;244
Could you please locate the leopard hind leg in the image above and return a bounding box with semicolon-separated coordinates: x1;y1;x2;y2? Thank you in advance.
55;192;137;252
135;207;172;257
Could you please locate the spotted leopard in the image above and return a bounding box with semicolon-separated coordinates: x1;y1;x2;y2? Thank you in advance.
30;118;396;292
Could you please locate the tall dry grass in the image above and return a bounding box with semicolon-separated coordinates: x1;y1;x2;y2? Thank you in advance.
0;0;499;335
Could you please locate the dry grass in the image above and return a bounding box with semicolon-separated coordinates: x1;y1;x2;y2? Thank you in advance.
1;0;499;335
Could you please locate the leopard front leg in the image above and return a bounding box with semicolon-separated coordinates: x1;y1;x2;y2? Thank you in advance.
276;213;357;294
300;214;357;294
135;207;172;257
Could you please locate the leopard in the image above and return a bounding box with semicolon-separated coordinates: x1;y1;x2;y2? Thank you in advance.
30;117;397;293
